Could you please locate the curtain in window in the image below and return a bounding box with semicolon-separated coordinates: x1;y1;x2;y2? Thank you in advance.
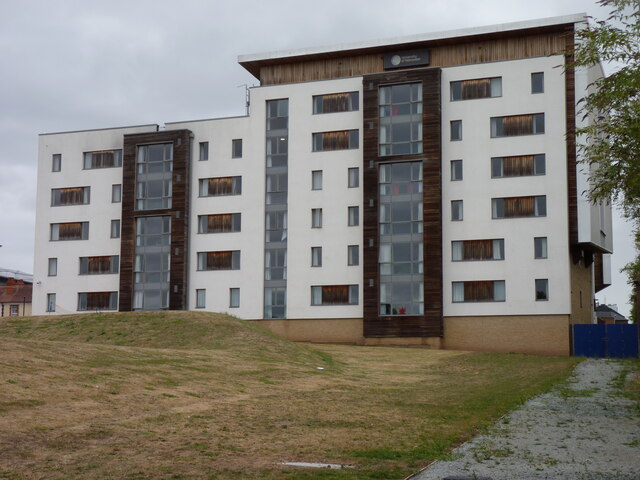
206;251;232;270
88;256;111;274
322;93;351;113
86;292;111;310
503;115;533;136
206;214;232;233
493;240;504;260
208;177;233;196
464;281;494;301
322;131;349;150
461;78;492;99
59;187;86;205
503;155;535;176
59;222;82;240
452;242;463;261
463;239;493;260
311;286;322;305
321;285;349;305
504;196;535;217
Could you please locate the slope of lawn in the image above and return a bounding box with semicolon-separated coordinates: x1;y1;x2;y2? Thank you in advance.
0;311;580;479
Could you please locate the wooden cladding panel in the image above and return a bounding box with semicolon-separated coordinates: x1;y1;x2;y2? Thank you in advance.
119;129;191;312
362;68;442;338
259;31;568;85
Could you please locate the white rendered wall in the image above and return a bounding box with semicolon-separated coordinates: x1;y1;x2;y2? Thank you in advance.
442;55;572;316
172;77;363;320
33;125;158;315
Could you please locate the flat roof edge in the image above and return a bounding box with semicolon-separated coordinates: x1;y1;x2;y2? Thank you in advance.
39;124;159;136
238;13;587;65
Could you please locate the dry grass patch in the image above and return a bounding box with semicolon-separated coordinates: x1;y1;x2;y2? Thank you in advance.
0;312;579;479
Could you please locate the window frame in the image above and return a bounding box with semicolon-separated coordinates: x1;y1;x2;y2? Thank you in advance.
348;167;359;188
347;245;359;266
450;77;502;101
490;113;545;138
452;280;506;303
52;154;61;172
46;293;56;312
196;289;206;308
311;246;322;267
112;184;122;203
110;219;121;239
531;72;544;94
311;208;323;228
229;288;240;308
199;176;242;197
50;222;89;241
535;278;549;301
199;142;209;161
79;255;120;275
311;170;323;190
450;120;462;141
83;149;123;169
232;139;242;158
51;186;90;207
313;91;359;114
348;206;359;226
534;237;548;259
451;239;505;261
491;196;547;219
312;130;359;152
196;250;241;271
451;160;463;181
311;285;359;306
451;200;463;221
491;154;546;178
77;291;118;311
48;258;57;277
197;213;241;234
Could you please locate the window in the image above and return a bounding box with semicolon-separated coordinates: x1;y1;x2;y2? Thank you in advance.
266;173;287;205
313;130;359;151
311;247;322;267
492;196;546;218
197;251;240;271
196;289;206;308
451;160;463;181
50;222;89;241
265;249;286;280
10;304;19;316
136;143;172;210
450;120;462;141
199;176;242;196
111;219;121;239
535;279;549;301
452;280;505;302
311;285;358;305
77;291;118;311
451;77;501;100
79;256;119;275
534;237;548;259
313;92;359;114
379;83;422;156
266;136;288;167
83;150;122;169
198;213;241;234
348;167;359;188
199;142;209;161
348;245;359;266
51;187;90;206
229;288;240;308
452;239;504;261
112;184;122;203
491;113;545;137
264;287;286;319
46;293;56;312
348;206;359;226
265;211;287;243
232;139;242;158
311;208;322;228
451;200;463;221
491;154;545;178
531;72;544;94
48;258;57;277
312;170;323;190
52;154;61;172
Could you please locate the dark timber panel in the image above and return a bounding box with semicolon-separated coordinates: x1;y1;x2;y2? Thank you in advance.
362;68;442;337
250;29;569;85
119;130;191;311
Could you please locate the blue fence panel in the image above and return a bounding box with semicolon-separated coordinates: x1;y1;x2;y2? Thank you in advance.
573;325;606;358
606;324;639;358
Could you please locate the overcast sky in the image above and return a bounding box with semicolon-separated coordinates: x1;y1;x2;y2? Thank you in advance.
0;0;634;317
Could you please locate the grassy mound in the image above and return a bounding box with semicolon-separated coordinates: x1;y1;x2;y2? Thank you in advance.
0;311;332;366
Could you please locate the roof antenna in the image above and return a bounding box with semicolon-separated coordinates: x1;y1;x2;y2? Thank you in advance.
238;84;252;115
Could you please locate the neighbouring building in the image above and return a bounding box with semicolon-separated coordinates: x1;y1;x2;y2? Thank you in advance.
0;277;32;317
33;14;612;355
595;304;628;325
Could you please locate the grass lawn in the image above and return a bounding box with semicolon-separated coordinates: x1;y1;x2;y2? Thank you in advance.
0;311;580;479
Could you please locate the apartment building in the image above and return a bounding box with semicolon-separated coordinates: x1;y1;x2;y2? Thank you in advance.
33;14;612;355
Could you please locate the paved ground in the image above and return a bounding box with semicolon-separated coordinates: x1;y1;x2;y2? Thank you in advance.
411;359;640;480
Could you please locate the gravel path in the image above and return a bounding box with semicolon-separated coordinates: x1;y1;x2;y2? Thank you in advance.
411;359;640;480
